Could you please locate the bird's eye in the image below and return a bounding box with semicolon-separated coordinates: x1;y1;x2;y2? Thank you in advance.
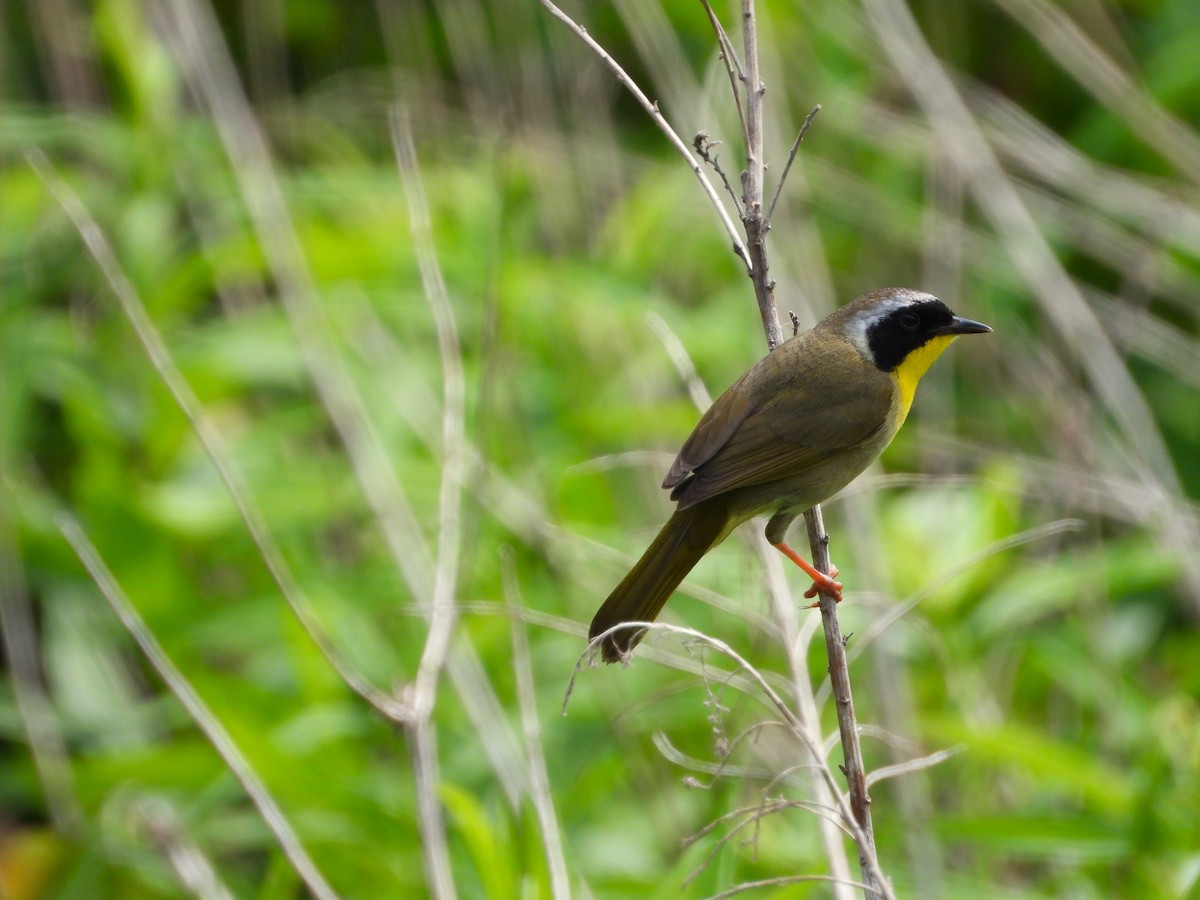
898;311;920;331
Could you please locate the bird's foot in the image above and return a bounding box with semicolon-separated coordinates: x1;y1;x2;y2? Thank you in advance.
803;565;842;606
770;542;843;605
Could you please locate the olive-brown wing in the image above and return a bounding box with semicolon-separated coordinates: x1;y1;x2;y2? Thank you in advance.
670;341;893;509
663;369;757;489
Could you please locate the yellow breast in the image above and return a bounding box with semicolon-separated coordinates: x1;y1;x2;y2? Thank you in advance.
891;335;957;425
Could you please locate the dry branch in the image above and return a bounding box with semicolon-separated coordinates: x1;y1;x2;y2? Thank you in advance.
57;515;338;900
544;1;892;895
537;0;752;270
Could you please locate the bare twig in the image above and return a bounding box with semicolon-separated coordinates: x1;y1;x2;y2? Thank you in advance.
708;874;874;899
501;550;571;900
133;796;236;900
700;0;748;144
736;0;785;350
564;621;892;893
391;109;468;723
29;150;406;722
865;745;965;790
768;104;821;221
57;515;338;900
804;505;881;896
158;0;439;606
391;108;468;900
729;2;883;894
646;311;715;411
695;132;745;216
538;0;752;271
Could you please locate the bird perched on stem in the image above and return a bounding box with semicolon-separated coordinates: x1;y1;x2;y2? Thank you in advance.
589;288;991;662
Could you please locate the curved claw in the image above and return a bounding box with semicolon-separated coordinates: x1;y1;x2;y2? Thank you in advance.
803;570;844;605
769;541;844;607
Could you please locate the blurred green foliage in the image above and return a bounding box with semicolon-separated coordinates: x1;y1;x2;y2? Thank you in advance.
2;1;1200;898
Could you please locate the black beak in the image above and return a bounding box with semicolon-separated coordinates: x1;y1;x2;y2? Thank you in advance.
938;315;992;336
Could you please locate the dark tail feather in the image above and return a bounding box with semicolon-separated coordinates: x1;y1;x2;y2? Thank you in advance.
589;503;727;662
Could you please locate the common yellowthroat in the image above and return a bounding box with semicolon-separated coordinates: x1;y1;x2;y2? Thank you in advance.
589;288;991;662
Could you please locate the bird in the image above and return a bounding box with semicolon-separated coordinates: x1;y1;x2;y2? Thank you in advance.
588;287;992;662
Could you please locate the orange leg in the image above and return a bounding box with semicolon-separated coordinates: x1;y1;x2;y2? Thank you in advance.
770;541;843;605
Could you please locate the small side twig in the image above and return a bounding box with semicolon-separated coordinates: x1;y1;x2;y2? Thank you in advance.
865;745;966;790
539;0;752;271
700;0;748;144
708;874;875;899
563;620;891;893
695;132;744;216
767;104;821;221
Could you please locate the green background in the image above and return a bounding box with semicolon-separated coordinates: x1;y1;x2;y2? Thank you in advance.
2;0;1199;897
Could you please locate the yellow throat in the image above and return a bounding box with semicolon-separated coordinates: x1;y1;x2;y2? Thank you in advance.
892;334;957;425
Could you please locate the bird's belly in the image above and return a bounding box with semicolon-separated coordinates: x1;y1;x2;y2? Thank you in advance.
726;430;896;525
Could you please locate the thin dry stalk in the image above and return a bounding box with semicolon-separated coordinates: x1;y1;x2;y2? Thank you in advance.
501;550;572;900
0;489;82;834
57;515;337;900
734;0;785;350
29;151;405;722
708;874;874;899
241;283;537;810
391;109;469;723
755;541;857;897
865;745;965;790
727;2;883;892
700;0;748;142
390;109;469;900
538;0;752;270
804;506;879;892
134;797;237;900
547;1;888;893
158;0;437;603
566;622;890;893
